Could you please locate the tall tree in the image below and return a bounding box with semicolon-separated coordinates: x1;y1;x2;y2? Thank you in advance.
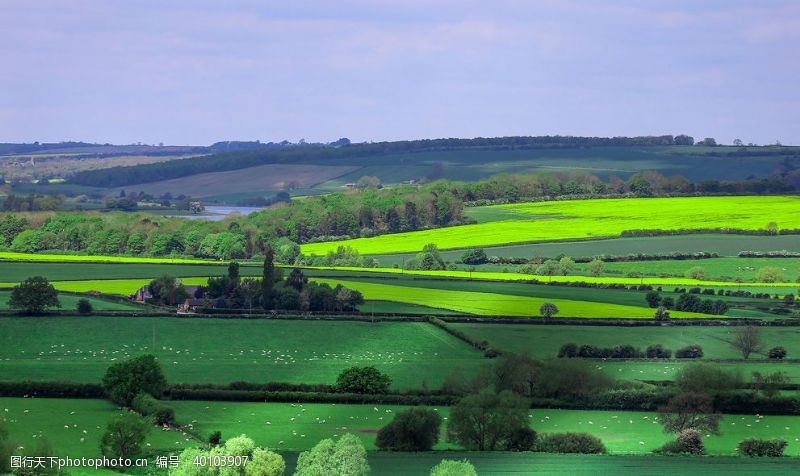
732;326;762;359
447;389;529;450
262;245;275;310
8;276;60;313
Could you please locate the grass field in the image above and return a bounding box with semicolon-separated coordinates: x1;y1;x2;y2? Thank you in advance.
110;163;359;199
172;401;800;456
578;257;800;281
0;291;140;311
371;234;800;266
0;252;220;265
0;397;187;459
311;278;704;318
0;317;483;389
305;266;800;290
321;453;800;476
0;261;239;282
301;196;800;255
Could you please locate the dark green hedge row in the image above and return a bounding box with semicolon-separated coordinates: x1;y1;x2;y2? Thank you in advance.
428;317;499;356
165;388;460;405
131;392;175;425
0;381;104;398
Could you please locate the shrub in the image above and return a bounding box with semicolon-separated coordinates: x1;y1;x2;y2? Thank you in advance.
430;459;477;476
557;343;578;358
76;298;93;314
653;306;670;321
645;344;671;359
737;438;787;457
505;427;537;451
675;344;703;359
376;408;442;451
335;366;391;394
102;355;167;406
534;433;606;454
100;413;150;462
208;430;222;446
768;346;787;360
656;428;704;455
131;393;174;426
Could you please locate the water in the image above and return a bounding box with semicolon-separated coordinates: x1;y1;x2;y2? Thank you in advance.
180;205;265;221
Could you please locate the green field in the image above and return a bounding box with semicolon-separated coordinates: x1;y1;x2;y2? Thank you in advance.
0;291;140;311
172;401;800;456
0;261;241;282
0;252;221;265
371;234;800;266
306;266;799;289
301;196;800;255
312;278;704;319
579;257;800;282
5;397;800;475
0;397;187;459
0;317;483;389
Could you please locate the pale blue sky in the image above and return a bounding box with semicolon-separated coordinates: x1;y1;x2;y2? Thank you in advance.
1;1;798;145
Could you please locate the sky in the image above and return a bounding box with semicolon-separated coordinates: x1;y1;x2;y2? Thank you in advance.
1;0;798;146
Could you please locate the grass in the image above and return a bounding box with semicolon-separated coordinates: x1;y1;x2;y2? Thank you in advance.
580;257;800;282
0;261;242;282
0;397;187;459
450;323;800;360
336;453;800;476
172;401;800;455
0;252;221;265
0;277;211;295
0;317;483;389
0;291;140;311
301;196;800;255
304;266;800;289
370;234;800;266
311;278;704;318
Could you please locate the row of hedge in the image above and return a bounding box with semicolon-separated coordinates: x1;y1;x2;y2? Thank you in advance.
2;380;799;415
164;388;460;405
621;228;800;237
558;343;702;359
739;250;800;258
429;317;500;357
131;392;175;425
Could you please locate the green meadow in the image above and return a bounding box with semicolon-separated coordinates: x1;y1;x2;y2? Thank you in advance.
301;196;800;255
0;317;483;389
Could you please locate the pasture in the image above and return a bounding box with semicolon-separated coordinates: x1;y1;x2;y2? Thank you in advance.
0;252;220;265
0;397;186;459
311;278;704;318
0;317;483;389
172;401;800;455
0;291;139;311
370;234;800;266
301;196;800;255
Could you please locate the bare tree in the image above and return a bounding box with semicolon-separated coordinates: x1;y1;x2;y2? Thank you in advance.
658;393;722;434
732;326;761;359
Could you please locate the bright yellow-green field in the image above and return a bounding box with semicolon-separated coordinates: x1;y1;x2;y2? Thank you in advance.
0;251;221;265
304;266;798;288
312;278;703;318
301;196;800;255
0;277;209;295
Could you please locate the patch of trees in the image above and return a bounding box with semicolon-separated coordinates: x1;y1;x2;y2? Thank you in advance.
558;343;676;359
645;291;728;315
197;258;364;313
334;366;392;394
68;135;698;187
7;276;60;313
0;193;63;211
172;434;287;476
376;408;442;451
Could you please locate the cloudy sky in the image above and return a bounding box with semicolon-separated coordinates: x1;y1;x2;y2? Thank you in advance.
1;0;798;145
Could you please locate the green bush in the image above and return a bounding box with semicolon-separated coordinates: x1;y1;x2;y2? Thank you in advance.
335;366;392;394
102;355;167;406
505;427;537;451
76;298;93;314
768;346;787;360
131;393;175;426
653;428;704;455
675;344;703;359
737;438;787;457
376;408;442;451
534;432;606;454
430;459;477;476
